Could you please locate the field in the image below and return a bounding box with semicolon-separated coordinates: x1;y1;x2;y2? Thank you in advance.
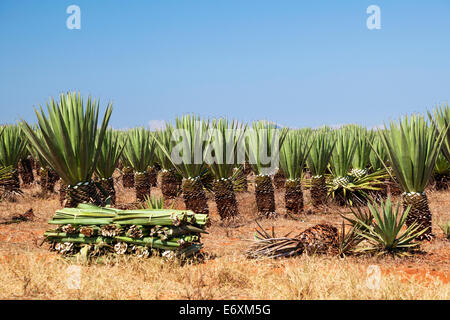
2;1;450;304
0;173;448;300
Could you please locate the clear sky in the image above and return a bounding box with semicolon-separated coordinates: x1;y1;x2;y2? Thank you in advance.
1;0;449;129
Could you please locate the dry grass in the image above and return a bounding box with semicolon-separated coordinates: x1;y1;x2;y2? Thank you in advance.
0;175;449;300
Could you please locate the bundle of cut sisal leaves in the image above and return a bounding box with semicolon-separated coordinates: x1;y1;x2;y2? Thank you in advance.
44;203;208;260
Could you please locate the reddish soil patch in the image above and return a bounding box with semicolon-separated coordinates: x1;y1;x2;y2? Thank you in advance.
0;225;46;244
383;267;449;285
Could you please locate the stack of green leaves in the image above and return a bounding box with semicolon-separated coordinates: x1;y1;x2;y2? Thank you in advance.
44;203;208;259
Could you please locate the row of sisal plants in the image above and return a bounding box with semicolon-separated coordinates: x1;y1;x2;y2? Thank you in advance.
0;91;447;240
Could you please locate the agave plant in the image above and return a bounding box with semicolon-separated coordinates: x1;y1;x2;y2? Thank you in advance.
21;92;112;207
122;127;157;202
428;103;450;162
428;105;450;191
369;135;387;171
329;127;386;206
0;128;13;193
143;195;165;209
147;164;158;188
371;130;403;197
154;124;181;199
352;198;427;256
350;126;374;178
344;205;374;230
367;134;390;200
18;148;34;186
147;128;162;188
204;118;245;220
274;128;307;190
0;124;28;195
232;128;252;193
95;129;126;205
155;114;210;214
119;135;135;189
378;114;447;239
306;128;335;207
246;121;288;217
26;128;59;196
328;127;357;205
337;205;375;257
432;153;449;190
279;130;311;215
336;221;364;257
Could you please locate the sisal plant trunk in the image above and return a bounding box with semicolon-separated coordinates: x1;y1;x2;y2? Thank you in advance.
213;179;239;219
161;170;180;199
254;175;276;217
273;169;286;189
310;175;327;207
0;167;21;197
284;179;303;215
40;167;59;194
402;192;433;240
19;157;34;186
59;180;68;205
99;177;116;205
434;174;449;191
47;169;59;193
135;171;151;202
182;178;209;214
65;181;104;208
296;224;339;255
33;159;41;174
39;167;48;194
122;167;135;188
147;166;158;187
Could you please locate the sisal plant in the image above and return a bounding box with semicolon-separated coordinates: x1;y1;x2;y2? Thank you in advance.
378;114;447;240
246;121;288;218
205;118;246;220
122;127;157;202
155;115;211;214
279;130;311;215
306;127;335;208
21;92;112;207
0;124;27;198
153;124;182;199
95;129;126;205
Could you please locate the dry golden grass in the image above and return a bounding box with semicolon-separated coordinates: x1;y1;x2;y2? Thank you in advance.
0;174;449;300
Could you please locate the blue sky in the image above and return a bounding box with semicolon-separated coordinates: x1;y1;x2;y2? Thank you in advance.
1;0;449;129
